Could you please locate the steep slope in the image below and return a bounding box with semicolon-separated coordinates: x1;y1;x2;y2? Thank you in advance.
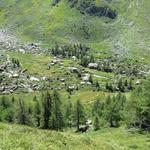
111;0;150;57
0;122;150;150
0;0;149;57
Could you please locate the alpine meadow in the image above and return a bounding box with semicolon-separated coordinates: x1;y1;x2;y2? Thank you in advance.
0;0;150;150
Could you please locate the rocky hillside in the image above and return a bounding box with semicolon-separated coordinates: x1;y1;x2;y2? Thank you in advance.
0;2;150;149
0;0;149;57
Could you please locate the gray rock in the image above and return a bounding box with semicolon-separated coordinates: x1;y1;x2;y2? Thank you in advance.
88;63;98;69
30;77;40;82
68;67;78;73
82;74;90;82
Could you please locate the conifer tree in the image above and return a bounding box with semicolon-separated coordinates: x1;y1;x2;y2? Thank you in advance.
104;94;126;127
17;98;30;125
75;100;86;131
50;90;64;130
92;99;104;117
34;99;41;127
128;78;150;129
95;81;100;91
65;101;73;128
11;96;15;103
94;115;100;131
0;96;14;123
128;79;133;90
89;74;93;84
0;96;10;109
41;92;52;129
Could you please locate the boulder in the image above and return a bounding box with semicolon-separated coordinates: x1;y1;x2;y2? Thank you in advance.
0;68;4;72
135;80;141;85
60;78;65;82
30;77;40;82
77;125;89;133
82;74;90;82
68;67;78;73
88;63;98;69
12;73;19;78
18;49;25;54
80;81;85;85
68;85;76;90
72;56;76;60
41;76;49;81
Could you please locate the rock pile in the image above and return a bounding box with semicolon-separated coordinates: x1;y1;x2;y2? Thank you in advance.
0;56;41;94
0;29;44;53
0;29;20;50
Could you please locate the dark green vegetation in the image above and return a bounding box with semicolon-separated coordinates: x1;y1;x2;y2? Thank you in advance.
1;78;150;131
1;78;150;150
68;0;117;19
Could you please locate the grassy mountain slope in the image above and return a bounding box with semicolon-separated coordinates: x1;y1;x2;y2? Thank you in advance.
0;122;150;150
0;0;149;57
0;1;150;149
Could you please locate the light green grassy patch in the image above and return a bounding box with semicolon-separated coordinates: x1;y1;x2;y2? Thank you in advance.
0;123;149;150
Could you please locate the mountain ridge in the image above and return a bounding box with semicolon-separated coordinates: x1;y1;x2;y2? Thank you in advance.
0;0;150;57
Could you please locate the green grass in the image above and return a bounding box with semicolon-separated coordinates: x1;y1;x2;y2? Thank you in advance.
0;122;149;150
0;1;150;149
7;51;79;77
7;51;115;80
5;51;130;104
1;0;149;58
4;51;115;104
7;51;54;76
1;88;107;104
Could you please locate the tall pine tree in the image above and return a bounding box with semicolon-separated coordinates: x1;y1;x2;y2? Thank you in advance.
50;90;64;130
75;100;86;131
41;92;52;129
